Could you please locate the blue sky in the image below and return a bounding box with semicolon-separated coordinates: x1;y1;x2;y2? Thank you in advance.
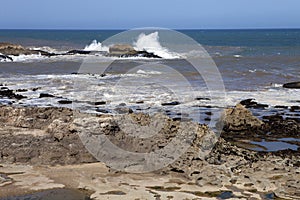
1;0;300;29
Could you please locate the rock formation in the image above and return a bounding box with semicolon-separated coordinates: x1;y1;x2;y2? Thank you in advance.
222;103;264;131
0;42;55;56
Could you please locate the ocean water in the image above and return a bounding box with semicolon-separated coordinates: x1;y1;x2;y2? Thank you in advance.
0;29;299;121
0;29;300;152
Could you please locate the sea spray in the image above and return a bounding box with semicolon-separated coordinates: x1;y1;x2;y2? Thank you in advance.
133;32;180;59
84;40;109;52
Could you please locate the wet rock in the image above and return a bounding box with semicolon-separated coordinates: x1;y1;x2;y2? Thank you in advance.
94;101;106;105
66;50;91;55
32;87;40;91
195;97;211;101
283;81;300;89
16;89;28;92
161;101;180;106
274;105;288;109
222;103;264;131
290;106;300;112
114;107;133;114
240;99;268;109
96;108;110;113
0;88;27;100
0;54;13;61
108;44;161;58
39;93;55;98
58;100;72;104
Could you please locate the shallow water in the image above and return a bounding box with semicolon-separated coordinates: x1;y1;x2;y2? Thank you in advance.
250;139;299;152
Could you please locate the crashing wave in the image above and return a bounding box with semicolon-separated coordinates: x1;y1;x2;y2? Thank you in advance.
133;32;181;59
84;40;109;52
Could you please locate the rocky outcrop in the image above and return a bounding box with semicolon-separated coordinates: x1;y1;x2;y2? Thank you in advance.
222;103;264;131
283;81;300;89
0;105;300;199
109;44;136;55
0;87;27;100
0;42;56;56
0;42;162;59
108;44;161;58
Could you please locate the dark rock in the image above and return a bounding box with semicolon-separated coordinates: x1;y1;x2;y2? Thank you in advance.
274;105;288;109
32;87;40;91
96;108;110;113
114;107;133;114
283;81;300;89
262;115;283;121
94;101;106;105
290;106;300;112
58;100;72;104
0;54;13;61
240;99;254;106
286;117;300;123
195;97;211;101
161;101;180;106
0;88;27;100
240;99;268;109
39;93;55;98
66;50;91;55
16;89;28;92
205;112;213;116
136;100;144;104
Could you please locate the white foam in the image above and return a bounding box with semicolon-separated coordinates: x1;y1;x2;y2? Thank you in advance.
84;40;109;52
136;69;162;75
30;46;63;54
133;32;181;59
9;54;47;62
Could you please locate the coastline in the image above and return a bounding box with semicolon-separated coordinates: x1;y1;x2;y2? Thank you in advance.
0;105;299;199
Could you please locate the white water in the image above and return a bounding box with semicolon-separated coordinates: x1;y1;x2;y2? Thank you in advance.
83;40;109;52
134;32;180;59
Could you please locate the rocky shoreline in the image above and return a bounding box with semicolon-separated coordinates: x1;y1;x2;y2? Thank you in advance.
0;42;161;62
0;104;299;199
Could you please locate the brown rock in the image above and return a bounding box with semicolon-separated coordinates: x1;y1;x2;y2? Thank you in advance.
109;44;137;55
222;103;263;131
0;42;54;56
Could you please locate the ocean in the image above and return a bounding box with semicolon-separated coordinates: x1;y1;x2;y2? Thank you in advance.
0;29;299;149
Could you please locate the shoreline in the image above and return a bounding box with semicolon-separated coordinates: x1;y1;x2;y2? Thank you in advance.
0;104;299;199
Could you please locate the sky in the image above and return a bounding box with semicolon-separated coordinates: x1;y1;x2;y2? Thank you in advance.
0;0;300;29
